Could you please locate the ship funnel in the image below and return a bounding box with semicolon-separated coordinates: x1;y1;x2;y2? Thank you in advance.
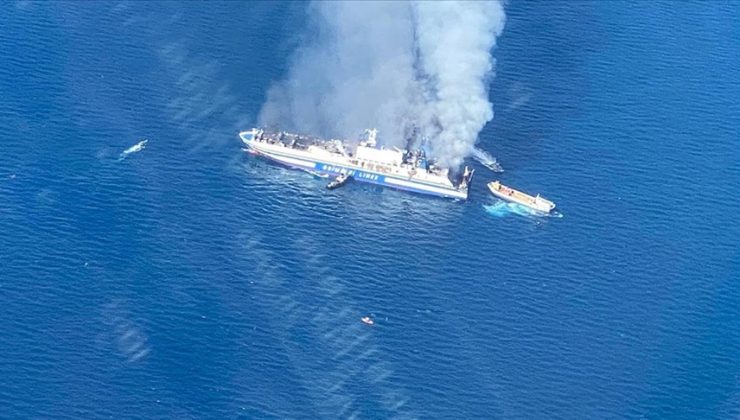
364;128;378;147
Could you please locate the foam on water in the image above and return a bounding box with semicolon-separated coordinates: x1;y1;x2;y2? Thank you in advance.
305;169;330;179
483;200;563;219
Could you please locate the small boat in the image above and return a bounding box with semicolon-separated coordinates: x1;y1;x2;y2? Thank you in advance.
118;139;148;160
361;316;374;326
127;139;148;154
487;180;555;213
327;173;351;190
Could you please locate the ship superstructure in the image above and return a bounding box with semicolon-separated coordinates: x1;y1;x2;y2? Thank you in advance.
239;128;473;199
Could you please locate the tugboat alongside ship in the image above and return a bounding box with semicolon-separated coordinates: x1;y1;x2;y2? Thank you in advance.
326;173;351;190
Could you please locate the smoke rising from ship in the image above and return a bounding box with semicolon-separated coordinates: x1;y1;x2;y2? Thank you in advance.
258;1;505;170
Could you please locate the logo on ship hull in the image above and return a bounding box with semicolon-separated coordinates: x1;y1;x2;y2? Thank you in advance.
315;163;384;182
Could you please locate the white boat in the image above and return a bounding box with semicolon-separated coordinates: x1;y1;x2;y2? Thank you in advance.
239;128;474;200
487;180;555;213
119;139;148;160
327;173;351;189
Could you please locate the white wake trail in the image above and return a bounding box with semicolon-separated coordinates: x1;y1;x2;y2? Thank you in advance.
472;147;504;173
118;139;148;160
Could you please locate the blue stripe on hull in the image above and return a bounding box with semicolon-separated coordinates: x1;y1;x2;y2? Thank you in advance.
312;163;386;184
311;162;463;199
250;148;464;199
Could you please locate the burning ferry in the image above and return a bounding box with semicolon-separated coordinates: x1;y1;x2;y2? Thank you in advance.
239;128;474;199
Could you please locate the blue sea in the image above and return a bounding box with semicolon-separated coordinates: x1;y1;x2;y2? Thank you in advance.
1;1;738;418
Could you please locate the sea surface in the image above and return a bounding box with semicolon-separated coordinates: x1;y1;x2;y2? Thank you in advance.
1;1;739;418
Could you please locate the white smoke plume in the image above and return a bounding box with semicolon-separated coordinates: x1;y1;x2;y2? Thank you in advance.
259;1;505;170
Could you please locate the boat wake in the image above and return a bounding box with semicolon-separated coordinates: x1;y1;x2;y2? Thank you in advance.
305;169;330;179
483;200;563;219
118;139;148;161
472;147;504;173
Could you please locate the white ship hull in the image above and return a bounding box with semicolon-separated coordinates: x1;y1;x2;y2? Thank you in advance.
240;130;470;200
